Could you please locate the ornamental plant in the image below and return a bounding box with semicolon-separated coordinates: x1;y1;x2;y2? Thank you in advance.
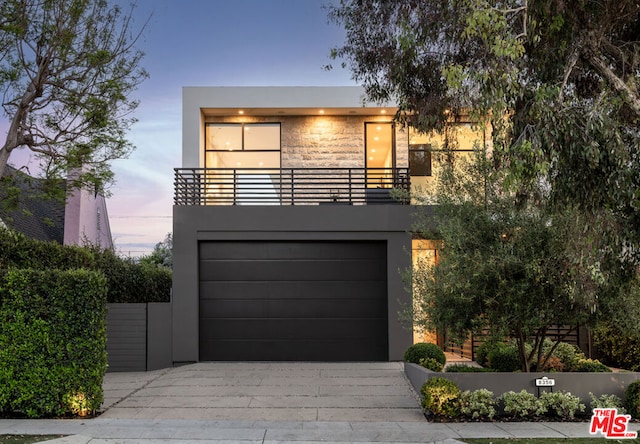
404;343;446;366
540;391;585;420
625;380;640;419
500;390;546;419
458;389;496;420
420;377;461;418
589;392;626;413
419;357;444;372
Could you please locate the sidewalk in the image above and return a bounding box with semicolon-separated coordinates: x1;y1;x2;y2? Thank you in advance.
2;417;633;443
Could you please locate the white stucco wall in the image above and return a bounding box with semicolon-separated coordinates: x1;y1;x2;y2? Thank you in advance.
182;86;397;169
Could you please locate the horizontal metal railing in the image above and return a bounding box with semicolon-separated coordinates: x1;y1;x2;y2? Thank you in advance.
174;167;410;206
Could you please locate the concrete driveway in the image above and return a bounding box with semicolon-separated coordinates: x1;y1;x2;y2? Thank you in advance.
100;362;424;422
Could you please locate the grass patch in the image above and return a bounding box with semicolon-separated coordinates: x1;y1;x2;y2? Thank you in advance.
0;436;65;444
464;439;639;444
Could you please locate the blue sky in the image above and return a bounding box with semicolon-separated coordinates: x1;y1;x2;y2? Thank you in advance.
102;0;356;255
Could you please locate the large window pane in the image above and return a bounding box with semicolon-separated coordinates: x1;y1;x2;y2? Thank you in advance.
206;124;242;151
244;123;280;150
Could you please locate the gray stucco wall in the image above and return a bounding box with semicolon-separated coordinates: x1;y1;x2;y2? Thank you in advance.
172;205;417;363
405;363;640;406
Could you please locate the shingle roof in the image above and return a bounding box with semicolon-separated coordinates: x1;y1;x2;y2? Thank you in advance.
0;166;66;243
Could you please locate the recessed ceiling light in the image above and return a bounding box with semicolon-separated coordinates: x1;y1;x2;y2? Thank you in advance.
238;110;244;115
319;109;325;114
380;110;386;114
374;136;379;141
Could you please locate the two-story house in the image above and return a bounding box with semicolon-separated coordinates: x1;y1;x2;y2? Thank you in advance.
172;86;486;363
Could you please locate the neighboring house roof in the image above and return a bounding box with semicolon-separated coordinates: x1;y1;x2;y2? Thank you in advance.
0;165;66;243
0;165;113;249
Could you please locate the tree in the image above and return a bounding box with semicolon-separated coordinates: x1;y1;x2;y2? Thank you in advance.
328;1;640;358
327;0;640;267
0;0;148;193
139;232;172;269
410;148;639;371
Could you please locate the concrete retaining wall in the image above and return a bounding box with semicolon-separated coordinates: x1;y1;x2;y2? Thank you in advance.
106;302;172;372
405;362;640;406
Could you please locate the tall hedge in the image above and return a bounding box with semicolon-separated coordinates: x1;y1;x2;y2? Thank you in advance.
0;228;171;303
0;269;107;417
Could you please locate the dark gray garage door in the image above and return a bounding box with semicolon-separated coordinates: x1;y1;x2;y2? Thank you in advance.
199;241;388;361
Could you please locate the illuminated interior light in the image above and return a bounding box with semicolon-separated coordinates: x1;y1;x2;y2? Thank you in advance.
380;110;386;114
374;136;379;141
369;157;374;161
238;110;244;115
371;149;376;153
319;109;325;114
376;126;382;131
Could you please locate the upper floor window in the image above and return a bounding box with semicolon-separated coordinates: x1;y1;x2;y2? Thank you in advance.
205;123;281;151
205;123;281;169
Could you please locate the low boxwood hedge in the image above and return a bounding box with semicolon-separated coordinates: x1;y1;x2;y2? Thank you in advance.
0;269;107;418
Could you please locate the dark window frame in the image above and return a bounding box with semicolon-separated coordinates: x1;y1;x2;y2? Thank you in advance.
204;122;282;152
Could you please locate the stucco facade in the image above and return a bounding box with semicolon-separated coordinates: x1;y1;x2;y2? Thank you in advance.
173;86;417;363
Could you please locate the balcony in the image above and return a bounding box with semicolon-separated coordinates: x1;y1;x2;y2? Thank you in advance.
174;168;410;206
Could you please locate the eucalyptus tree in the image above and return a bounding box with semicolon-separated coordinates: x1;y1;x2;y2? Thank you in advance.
328;0;640;363
0;0;148;193
327;0;640;258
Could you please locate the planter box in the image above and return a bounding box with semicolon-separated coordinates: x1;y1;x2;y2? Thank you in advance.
106;302;172;372
405;362;640;406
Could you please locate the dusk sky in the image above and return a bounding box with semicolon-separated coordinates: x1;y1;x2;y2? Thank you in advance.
107;0;356;255
5;0;356;256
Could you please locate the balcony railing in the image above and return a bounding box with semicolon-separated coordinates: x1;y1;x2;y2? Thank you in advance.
174;167;410;206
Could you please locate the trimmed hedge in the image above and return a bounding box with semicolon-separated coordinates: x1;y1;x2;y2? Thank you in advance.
0;269;107;417
404;343;446;366
0;228;171;303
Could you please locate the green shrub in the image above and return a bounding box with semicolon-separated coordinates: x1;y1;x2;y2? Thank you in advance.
589;392;626;413
445;364;495;372
459;389;496;420
593;323;640;371
488;343;521;372
500;390;546;419
475;340;501;367
541;339;585;371
404;343;446;366
625;380;640;419
574;358;611;372
419;357;444;372
540;391;585;420
0;269;107;418
420;377;461;418
0;228;171;303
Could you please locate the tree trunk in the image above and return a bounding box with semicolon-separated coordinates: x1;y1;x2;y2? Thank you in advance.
0;147;12;178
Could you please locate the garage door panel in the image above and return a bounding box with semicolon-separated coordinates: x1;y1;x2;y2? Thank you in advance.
200;298;388;319
200;319;388;341
199;281;386;301
199;241;388;361
199;339;388;361
200;241;386;260
200;259;386;282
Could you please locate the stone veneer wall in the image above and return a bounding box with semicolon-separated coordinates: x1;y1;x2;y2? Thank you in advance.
204;115;409;169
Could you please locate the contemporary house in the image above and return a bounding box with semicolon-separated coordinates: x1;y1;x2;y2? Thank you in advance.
172;86;486;363
0;165;113;248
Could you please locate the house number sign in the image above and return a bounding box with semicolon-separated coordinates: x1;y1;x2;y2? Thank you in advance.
535;376;555;386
